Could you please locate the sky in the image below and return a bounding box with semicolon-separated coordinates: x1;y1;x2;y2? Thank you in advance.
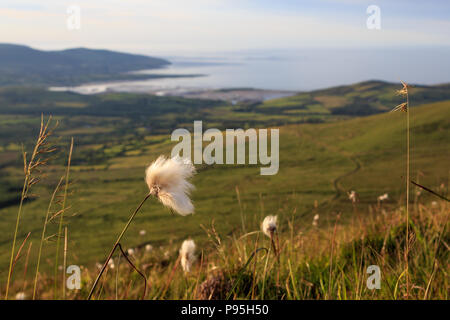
1;0;449;56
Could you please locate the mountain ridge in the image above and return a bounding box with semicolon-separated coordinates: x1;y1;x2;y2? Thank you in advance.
0;43;171;86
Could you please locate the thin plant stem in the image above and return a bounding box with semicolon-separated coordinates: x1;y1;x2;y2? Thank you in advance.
328;213;340;299
5;177;28;300
22;241;33;293
63;226;68;299
405;90;410;298
194;250;204;299
87;193;151;300
10;232;32;281
33;176;64;299
115;252;121;300
251;233;260;299
54;138;73;299
160;255;180;299
116;243;147;300
235;186;246;234
261;243;271;299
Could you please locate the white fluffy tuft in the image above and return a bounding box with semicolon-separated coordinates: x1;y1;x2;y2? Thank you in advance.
145;156;196;216
378;193;389;201
261;215;277;238
179;239;196;273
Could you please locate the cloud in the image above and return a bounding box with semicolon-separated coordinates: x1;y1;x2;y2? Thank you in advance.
0;0;448;53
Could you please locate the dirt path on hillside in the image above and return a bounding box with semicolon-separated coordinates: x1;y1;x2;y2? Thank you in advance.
332;156;362;200
295;127;362;219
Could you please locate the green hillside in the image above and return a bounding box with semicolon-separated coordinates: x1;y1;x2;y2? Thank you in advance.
0;98;448;279
260;80;450;117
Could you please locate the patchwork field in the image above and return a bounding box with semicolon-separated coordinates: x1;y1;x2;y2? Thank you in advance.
0;92;448;284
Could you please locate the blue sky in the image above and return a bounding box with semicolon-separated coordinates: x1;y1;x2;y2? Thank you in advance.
1;0;449;55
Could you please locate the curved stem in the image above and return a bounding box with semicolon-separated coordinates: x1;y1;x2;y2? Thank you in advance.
87;193;151;300
116;243;147;300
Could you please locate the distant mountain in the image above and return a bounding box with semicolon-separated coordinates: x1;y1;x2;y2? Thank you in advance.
0;43;171;86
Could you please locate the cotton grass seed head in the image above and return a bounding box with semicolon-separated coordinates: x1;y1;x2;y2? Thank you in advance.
15;292;26;300
312;214;319;227
145;156;196;216
261;215;277;238
179;239;196;273
378;193;389;201
348;190;357;203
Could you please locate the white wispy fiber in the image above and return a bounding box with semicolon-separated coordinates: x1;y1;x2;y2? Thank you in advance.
348;190;357;203
179;239;196;273
261;215;277;238
312;214;319;227
145;156;196;216
15;292;26;300
378;193;389;201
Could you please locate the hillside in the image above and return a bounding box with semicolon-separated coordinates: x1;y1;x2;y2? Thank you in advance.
259;80;450;117
0;97;448;279
0;44;170;86
0;81;449;210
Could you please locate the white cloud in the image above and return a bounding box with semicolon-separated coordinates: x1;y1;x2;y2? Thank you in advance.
0;0;448;53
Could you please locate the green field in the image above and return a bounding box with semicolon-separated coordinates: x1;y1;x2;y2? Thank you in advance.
0;80;449;286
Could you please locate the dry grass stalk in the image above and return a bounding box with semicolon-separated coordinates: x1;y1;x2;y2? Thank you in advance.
5;115;57;299
33;176;64;299
54;138;73;299
391;80;411;298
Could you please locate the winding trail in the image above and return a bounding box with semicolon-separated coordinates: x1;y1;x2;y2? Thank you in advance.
295;127;363;219
332;156;362;200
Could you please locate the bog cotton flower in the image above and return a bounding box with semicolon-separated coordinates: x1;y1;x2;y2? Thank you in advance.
15;292;26;300
261;215;277;238
180;239;196;273
312;214;319;227
348;190;357;203
145;156;196;216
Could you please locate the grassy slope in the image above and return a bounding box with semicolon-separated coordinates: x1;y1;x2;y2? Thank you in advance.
0;99;448;282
